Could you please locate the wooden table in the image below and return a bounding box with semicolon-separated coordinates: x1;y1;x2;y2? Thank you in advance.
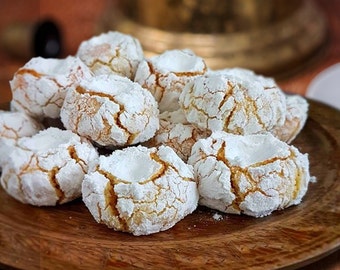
0;0;339;269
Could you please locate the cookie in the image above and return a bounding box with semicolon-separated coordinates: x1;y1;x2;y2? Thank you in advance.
188;131;310;217
76;31;144;80
179;68;287;134
82;145;198;235
271;94;309;143
135;49;207;112
0;110;43;141
146;110;211;161
0;127;98;206
10;56;93;119
60;74;159;148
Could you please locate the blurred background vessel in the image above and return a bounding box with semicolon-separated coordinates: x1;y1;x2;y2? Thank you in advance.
100;0;327;76
0;0;336;99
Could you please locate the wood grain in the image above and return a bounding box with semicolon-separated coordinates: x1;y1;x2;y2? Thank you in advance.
0;100;339;270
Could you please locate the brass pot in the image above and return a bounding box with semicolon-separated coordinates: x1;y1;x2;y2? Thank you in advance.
101;0;327;76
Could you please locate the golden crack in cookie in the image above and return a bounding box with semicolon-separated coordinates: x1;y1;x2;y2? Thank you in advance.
271;94;309;143
135;49;207;112
0;110;44;170
188;131;310;218
145;110;211;162
76;31;144;80
82;145;198;236
60;74;159;148
0;127;98;206
0;110;43;141
10;56;93;119
179;68;286;134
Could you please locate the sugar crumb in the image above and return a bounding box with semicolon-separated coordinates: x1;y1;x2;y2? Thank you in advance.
310;176;317;183
213;212;223;221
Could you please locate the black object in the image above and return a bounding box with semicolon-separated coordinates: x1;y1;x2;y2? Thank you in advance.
33;20;62;58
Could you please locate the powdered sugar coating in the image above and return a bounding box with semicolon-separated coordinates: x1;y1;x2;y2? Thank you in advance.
0;127;98;206
135;49;207;112
0;111;44;171
82;145;198;235
0;110;43;141
158;109;188;124
179;68;287;134
146;110;211;161
60;74;159;147
271;94;309;143
76;31;144;80
188;131;310;217
10;56;93;119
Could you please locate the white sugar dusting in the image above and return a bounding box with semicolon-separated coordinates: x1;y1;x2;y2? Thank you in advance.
212;212;223;221
1;30;313;235
82;145;199;235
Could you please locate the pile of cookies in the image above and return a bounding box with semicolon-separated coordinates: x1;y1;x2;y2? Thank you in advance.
0;31;311;235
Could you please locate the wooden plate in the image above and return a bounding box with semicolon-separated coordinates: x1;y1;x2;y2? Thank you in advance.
0;100;339;270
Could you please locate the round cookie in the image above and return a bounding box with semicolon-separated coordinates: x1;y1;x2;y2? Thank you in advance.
10;56;93;119
179;68;287;134
0;127;98;206
60;74;159;148
82;145;199;236
76;31;144;80
135;49;207;112
0;110;44;171
271;94;309;143
188;131;310;218
0;110;43;141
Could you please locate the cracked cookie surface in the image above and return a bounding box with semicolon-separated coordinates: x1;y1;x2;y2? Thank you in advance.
0;110;44;170
179;68;287;135
145;110;211;162
76;31;144;80
188;131;310;217
0;110;43;141
60;74;159;147
82;145;199;235
271;94;309;143
135;49;207;112
0;127;98;206
10;56;93;119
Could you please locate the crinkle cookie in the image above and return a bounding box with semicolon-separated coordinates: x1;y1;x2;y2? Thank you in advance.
146;110;211;162
76;31;144;80
271;94;309;143
61;74;159;148
135;49;207;112
0;110;44;171
0;110;43;141
179;68;287;134
82;145;199;236
0;127;98;206
188;131;310;218
10;56;93;119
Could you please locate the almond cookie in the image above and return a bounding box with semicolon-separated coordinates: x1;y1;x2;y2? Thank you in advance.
179;68;286;134
82;145;199;236
0;127;98;206
146;110;211;162
0;110;44;171
0;110;43;141
188;131;310;217
10;56;93;119
271;94;309;143
76;31;144;80
135;49;207;112
60;74;159;148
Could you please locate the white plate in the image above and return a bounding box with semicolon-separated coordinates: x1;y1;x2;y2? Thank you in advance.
306;63;340;110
